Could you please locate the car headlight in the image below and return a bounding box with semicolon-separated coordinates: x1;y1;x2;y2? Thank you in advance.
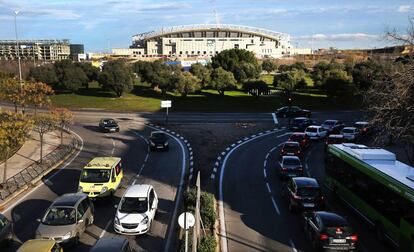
141;216;149;225
164;142;169;146
62;231;72;240
114;216;120;225
150;141;155;146
101;186;108;193
78;186;83;192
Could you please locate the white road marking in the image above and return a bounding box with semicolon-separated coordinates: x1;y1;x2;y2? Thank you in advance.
219;128;285;252
289;239;298;252
266;183;271;193
276;132;292;138
272;113;278;124
146;125;188;252
263;143;283;217
3;130;84;214
263;169;267;178
264;160;267;167
270;197;281;215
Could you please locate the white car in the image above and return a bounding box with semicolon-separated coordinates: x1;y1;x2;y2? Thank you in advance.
114;184;158;235
305;125;327;140
341;127;360;141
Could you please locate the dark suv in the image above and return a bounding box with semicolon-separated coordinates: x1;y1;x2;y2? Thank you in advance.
276;106;311;118
283;177;324;212
290;117;316;132
99;118;119;133
303;211;358;251
90;236;136;252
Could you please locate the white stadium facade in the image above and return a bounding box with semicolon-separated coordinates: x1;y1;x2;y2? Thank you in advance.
112;24;311;59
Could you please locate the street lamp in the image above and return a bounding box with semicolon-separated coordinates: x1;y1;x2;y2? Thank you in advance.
14;10;23;91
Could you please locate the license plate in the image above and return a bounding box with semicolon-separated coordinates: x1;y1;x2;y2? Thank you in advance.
287;153;294;155
157;146;163;149
332;239;346;243
110;128;116;132
303;203;315;207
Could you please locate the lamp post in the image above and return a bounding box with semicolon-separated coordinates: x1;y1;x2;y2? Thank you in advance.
14;10;24;114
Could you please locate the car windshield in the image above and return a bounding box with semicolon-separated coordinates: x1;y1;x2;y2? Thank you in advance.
119;197;148;214
342;129;354;133
306;128;317;133
283;158;301;166
103;119;116;124
42;207;76;225
297;187;320;197
80;169;111;183
151;133;166;139
290;135;304;141
293;119;305;124
323;121;336;125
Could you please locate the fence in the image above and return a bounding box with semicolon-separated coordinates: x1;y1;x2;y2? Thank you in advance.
0;135;78;201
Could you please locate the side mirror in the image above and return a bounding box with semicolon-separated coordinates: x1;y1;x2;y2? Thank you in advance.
78;219;84;224
36;218;41;223
114;204;118;209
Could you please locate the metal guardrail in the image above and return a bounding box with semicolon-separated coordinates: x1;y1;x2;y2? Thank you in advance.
0;135;78;201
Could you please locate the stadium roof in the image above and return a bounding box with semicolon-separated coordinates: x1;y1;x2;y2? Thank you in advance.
133;24;290;42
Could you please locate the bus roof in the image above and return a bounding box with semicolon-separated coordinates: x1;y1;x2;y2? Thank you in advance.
85;157;121;169
331;143;414;192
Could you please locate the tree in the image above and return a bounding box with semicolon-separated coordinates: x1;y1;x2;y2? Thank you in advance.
32;113;58;164
75;62;99;88
61;66;88;92
99;60;134;97
243;80;269;97
51;108;74;145
210;67;237;96
0;70;14;81
0;112;32;183
0;78;25;113
190;63;211;87
322;69;355;98
28;64;58;87
24;82;54;115
175;72;201;97
262;60;277;74
212;49;261;82
273;71;296;91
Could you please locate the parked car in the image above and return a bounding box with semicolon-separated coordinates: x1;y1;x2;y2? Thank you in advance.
289;117;316;132
17;239;63;252
341;127;360;142
321;120;345;134
149;131;169;151
0;214;13;247
353;121;371;135
90;236;136;252
303;211;358;251
276;106;311;118
279;156;304;179
305;126;327;140
282;177;324;212
99;118;119;133
36;193;94;247
279;141;303;158
114;184;158;235
325;134;344;151
288;132;310;150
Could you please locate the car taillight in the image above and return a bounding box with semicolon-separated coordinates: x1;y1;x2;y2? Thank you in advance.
296;150;301;154
319;234;329;240
298;167;303;170
350;235;358;241
293;194;301;200
281;167;288;171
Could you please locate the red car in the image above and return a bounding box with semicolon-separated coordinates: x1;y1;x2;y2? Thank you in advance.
280;141;303;158
288;132;310;150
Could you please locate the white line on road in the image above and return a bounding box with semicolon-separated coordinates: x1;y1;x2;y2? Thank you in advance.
270;197;281;215
276;132;292;138
219;128;285;252
146;125;188;252
266;183;271;193
3;130;84;214
263;169;267;178
289;239;298;252
263;144;283;217
271;113;278;124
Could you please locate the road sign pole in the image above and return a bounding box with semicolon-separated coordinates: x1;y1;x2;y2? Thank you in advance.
184;211;188;252
166;107;169;125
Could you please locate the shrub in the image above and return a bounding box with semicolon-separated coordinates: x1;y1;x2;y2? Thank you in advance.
198;235;216;252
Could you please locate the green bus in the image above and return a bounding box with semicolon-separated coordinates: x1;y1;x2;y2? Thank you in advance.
325;143;414;251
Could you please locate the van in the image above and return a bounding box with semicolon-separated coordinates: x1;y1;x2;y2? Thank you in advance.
78;157;123;198
17;239;63;252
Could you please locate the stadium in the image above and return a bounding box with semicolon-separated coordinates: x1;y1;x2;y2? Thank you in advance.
113;24;311;59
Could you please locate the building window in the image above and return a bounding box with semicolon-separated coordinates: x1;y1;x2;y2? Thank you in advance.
197;51;200;54
234;44;239;49
191;51;194;54
179;51;183;55
203;51;206;54
185;51;188;54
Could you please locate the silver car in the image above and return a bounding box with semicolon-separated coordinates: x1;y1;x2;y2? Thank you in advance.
36;193;94;247
341;127;360;142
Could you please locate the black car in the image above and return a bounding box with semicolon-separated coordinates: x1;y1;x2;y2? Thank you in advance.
0;214;13;247
99;118;119;133
90;236;136;252
290;117;316;132
283;177;324;212
303;211;358;251
149;131;169;151
320;120;345;134
279;156;304;179
276;106;311;118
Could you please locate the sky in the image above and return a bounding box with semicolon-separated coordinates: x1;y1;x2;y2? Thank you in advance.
0;0;413;52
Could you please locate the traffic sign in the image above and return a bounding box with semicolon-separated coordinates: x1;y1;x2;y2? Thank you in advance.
178;212;195;230
161;100;172;108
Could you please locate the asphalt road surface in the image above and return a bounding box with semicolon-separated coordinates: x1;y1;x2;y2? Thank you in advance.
2;119;189;252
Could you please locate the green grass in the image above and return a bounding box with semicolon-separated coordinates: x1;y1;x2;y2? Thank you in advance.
260;74;274;85
51;85;361;112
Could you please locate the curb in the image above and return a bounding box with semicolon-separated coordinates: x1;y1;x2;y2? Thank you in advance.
0;132;80;210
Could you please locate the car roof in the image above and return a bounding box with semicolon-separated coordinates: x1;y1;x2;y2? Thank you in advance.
307;125;321;129
323;120;339;123
354;121;369;125
85;157;121;169
52;193;86;207
101;118;115;121
90;236;128;252
124;184;151;198
292;177;319;187
17;239;56;252
316;211;348;227
328;134;343;138
293;117;307;120
151;131;165;135
291;132;306;136
342;127;357;130
282;156;300;161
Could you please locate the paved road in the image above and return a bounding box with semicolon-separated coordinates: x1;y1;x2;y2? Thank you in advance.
2;119;189;252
